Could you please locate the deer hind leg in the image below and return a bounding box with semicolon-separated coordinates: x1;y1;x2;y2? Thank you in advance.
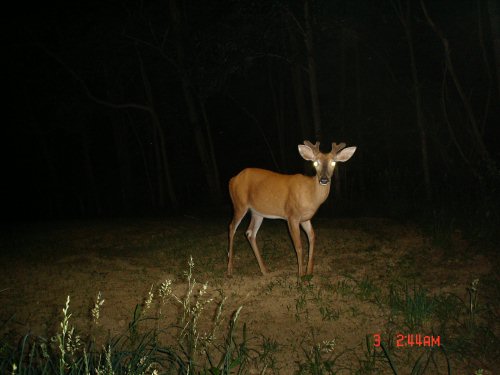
288;219;305;277
246;212;268;275
228;206;247;277
300;220;316;275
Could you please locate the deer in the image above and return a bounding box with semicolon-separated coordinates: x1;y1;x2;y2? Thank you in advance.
227;140;357;277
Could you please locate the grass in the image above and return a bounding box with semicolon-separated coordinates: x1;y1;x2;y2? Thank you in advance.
296;337;337;375
432;279;499;368
1;258;250;374
388;282;435;330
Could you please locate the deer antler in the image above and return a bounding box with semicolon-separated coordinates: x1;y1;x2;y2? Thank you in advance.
331;142;346;155
304;140;320;155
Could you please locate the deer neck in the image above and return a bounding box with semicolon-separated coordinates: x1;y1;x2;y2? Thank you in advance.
310;175;332;206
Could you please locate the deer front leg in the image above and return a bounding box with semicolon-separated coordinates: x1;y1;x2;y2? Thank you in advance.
300;220;315;275
288;219;304;276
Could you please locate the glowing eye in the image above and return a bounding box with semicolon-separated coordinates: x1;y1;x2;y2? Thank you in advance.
331;161;336;167
313;161;319;167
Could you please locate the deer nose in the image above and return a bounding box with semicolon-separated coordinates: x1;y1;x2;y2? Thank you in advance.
319;177;329;185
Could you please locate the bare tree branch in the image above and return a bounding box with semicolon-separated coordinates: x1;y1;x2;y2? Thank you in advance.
420;0;490;162
38;44;152;113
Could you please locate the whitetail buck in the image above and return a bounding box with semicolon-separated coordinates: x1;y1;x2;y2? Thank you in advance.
227;140;357;277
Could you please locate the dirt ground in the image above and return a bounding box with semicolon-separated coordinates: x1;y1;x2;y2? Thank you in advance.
1;216;498;373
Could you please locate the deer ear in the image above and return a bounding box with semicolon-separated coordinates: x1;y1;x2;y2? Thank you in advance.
334;146;357;162
298;145;316;161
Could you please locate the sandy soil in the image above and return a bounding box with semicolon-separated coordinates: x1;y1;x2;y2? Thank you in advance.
0;217;498;373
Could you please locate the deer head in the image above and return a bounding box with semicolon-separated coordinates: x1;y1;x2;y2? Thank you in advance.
298;140;356;185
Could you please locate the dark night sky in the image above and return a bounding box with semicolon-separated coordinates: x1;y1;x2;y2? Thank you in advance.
6;0;500;221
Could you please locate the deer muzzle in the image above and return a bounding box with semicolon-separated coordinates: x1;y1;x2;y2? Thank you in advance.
319;176;330;185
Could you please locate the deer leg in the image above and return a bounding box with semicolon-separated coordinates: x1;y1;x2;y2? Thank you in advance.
228;207;247;277
246;213;268;275
300;220;315;275
288;219;304;277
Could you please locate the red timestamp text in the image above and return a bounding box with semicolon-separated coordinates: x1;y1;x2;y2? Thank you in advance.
373;333;441;348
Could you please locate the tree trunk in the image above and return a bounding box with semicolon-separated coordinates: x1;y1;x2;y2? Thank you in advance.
421;0;493;175
199;100;221;196
185;80;221;200
334;29;347;201
268;62;287;171
354;38;366;198
408;42;432;202
152;111;177;210
137;48;178;210
81;128;101;216
304;0;322;141
396;0;433;201
338;27;347;131
129;115;156;209
34;122;62;217
288;23;310;142
486;0;500;97
151;123;165;208
113;118;132;214
169;0;222;202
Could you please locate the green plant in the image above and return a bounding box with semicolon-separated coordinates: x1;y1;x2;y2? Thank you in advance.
465;279;479;331
295;293;308;322
388;282;435;330
356;276;379;301
435;279;499;366
203;307;249;375
319;306;340;321
52;295;82;374
333;277;357;298
427;209;456;251
296;338;337;375
379;340;451;375
293;280;315;322
256;336;280;374
356;335;380;373
0;256;250;375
